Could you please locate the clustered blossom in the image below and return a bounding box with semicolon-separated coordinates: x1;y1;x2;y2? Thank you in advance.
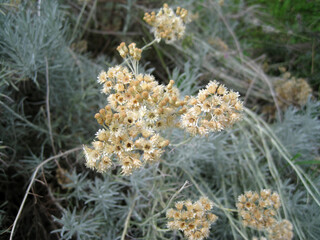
144;3;190;43
84;45;243;174
116;42;142;61
268;220;293;240
180;80;243;135
83;5;243;175
275;75;312;109
83;43;189;175
237;189;293;240
166;197;218;240
236;189;281;229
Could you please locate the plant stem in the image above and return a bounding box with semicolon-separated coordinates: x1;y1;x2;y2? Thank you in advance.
0;100;48;134
121;195;137;240
170;137;193;147
138;181;189;226
141;38;158;51
45;57;56;156
9;147;82;240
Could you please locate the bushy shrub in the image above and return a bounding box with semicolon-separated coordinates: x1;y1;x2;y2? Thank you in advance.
1;1;319;240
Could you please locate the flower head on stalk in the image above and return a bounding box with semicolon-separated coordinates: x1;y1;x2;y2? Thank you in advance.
144;3;190;43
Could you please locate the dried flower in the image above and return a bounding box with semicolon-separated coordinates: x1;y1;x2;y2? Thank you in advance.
117;42;142;61
85;56;243;174
83;59;186;175
56;168;72;188
275;70;312;108
236;189;281;230
84;9;243;175
166;197;218;240
268;220;294;240
180;80;243;135
208;37;229;52
144;3;190;43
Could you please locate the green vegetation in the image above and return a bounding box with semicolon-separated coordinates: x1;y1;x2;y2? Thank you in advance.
238;0;320;93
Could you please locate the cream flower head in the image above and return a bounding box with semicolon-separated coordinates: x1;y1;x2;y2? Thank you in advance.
144;3;190;43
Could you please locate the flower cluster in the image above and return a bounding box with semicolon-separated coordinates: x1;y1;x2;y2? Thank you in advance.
144;3;190;43
180;80;243;135
84;44;243;174
116;42;142;61
166;197;218;240
83;5;243;175
236;189;281;229
268;220;293;240
276;68;312;108
83;43;189;175
237;190;293;240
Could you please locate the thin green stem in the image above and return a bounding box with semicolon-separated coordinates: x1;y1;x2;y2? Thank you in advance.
0;100;48;134
138;181;189;226
121;38;158;71
141;38;158;51
72;1;87;40
45;57;56;156
170;137;193;147
121;195;137;240
244;108;320;207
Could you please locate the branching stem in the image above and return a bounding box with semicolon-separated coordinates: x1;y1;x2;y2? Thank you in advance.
9;147;82;240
